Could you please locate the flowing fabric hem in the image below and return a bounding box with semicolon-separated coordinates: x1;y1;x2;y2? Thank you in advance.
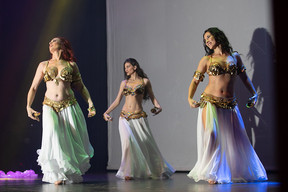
187;172;268;184
42;172;83;184
37;149;92;184
187;101;268;183
116;168;175;180
116;117;175;180
38;104;94;184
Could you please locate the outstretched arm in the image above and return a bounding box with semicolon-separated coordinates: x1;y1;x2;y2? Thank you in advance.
70;62;95;117
145;78;162;115
26;62;45;121
239;71;257;95
188;56;208;108
103;81;125;121
236;54;258;107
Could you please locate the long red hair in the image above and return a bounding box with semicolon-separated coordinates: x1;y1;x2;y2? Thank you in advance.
56;37;76;62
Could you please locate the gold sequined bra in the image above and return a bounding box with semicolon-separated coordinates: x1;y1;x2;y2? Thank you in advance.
207;53;246;77
120;111;147;120
43;96;77;112
199;93;237;109
123;79;145;96
43;61;81;84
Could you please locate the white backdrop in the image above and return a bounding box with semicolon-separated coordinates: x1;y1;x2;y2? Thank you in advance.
106;0;276;171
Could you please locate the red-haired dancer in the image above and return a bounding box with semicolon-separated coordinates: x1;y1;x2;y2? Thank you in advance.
27;37;95;185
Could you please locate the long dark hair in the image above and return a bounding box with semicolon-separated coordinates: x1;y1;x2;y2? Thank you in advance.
56;37;77;62
203;27;233;56
123;58;149;100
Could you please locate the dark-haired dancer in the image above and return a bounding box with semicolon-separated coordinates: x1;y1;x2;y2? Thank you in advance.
187;28;267;184
27;37;95;184
103;58;175;180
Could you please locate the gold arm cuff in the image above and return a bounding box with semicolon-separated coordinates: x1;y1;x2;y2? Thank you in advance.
193;71;205;81
88;106;96;112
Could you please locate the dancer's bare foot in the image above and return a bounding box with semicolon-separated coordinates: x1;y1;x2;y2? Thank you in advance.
124;176;134;181
54;180;65;185
208;179;217;185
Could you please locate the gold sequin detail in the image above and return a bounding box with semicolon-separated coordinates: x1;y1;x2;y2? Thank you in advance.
207;53;246;77
120;111;147;120
199;93;237;109
207;62;241;77
59;67;73;82
43;96;77;112
44;67;58;82
43;61;75;83
193;71;205;81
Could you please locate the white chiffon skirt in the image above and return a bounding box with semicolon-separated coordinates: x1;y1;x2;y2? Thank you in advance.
187;102;267;183
116;116;175;179
37;103;94;184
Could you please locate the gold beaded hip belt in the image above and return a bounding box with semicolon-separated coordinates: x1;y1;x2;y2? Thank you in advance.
43;96;77;112
120;110;147;120
199;92;237;109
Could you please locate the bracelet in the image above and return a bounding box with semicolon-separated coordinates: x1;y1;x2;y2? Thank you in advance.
151;107;161;114
103;113;111;121
33;112;41;117
88;106;96;112
246;95;257;108
251;94;258;99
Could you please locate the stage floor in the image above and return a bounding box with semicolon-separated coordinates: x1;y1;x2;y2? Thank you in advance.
0;171;280;192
